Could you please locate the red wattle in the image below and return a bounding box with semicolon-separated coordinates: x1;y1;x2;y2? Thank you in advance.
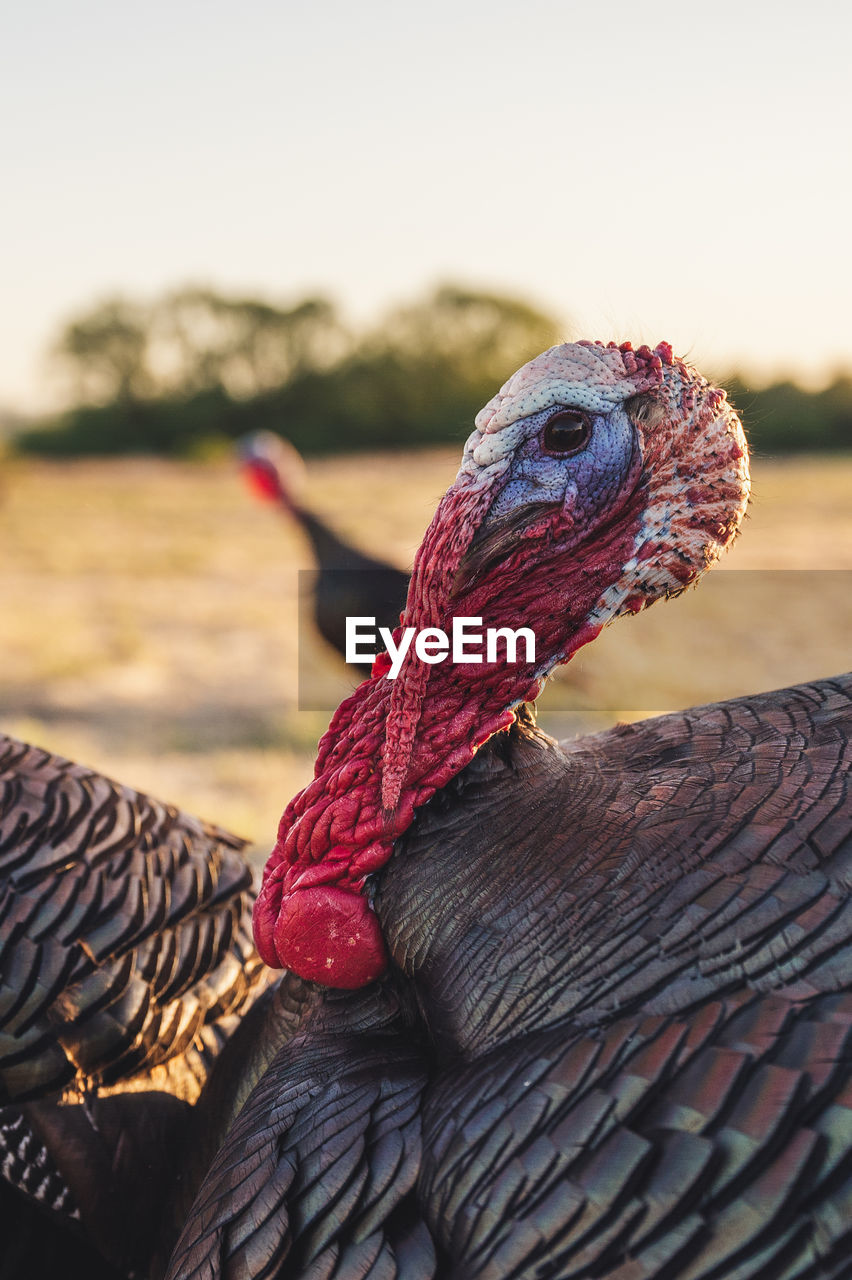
268;883;388;988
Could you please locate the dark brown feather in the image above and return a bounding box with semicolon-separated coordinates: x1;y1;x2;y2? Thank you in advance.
0;734;265;1103
0;734;269;1275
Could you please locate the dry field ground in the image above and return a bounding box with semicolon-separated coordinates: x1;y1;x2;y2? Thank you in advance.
1;449;850;866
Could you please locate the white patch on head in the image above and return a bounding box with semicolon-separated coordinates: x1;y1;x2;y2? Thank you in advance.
471;421;526;467
475;343;648;434
456;342;655;497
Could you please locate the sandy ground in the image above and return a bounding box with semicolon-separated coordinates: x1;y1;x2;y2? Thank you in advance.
1;449;850;867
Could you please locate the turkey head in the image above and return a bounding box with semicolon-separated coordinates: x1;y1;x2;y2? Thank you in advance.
254;340;750;988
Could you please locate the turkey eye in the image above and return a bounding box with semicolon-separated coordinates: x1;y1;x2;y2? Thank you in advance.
541;411;591;455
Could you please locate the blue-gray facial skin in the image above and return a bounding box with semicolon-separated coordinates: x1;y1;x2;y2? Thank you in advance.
487;402;640;533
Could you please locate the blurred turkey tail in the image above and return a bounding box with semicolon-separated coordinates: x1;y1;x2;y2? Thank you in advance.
236;429;410;671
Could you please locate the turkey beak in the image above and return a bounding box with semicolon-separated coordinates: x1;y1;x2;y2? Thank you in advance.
452;501;558;596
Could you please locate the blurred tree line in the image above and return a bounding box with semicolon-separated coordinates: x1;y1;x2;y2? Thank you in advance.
13;284;852;456
16;286;560;456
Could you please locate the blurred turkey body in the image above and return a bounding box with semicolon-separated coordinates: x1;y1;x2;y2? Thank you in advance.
238;431;410;673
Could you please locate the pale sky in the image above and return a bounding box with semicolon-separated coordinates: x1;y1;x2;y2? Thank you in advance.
2;0;850;414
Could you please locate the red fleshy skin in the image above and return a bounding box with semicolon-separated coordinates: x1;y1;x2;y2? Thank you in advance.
242;460;284;504
271;884;388;988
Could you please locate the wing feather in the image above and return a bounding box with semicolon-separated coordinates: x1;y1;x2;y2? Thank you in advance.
0;734;264;1101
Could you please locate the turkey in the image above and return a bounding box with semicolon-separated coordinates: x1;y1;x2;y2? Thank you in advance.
0;737;268;1277
4;341;851;1280
238;430;410;673
165;341;852;1278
